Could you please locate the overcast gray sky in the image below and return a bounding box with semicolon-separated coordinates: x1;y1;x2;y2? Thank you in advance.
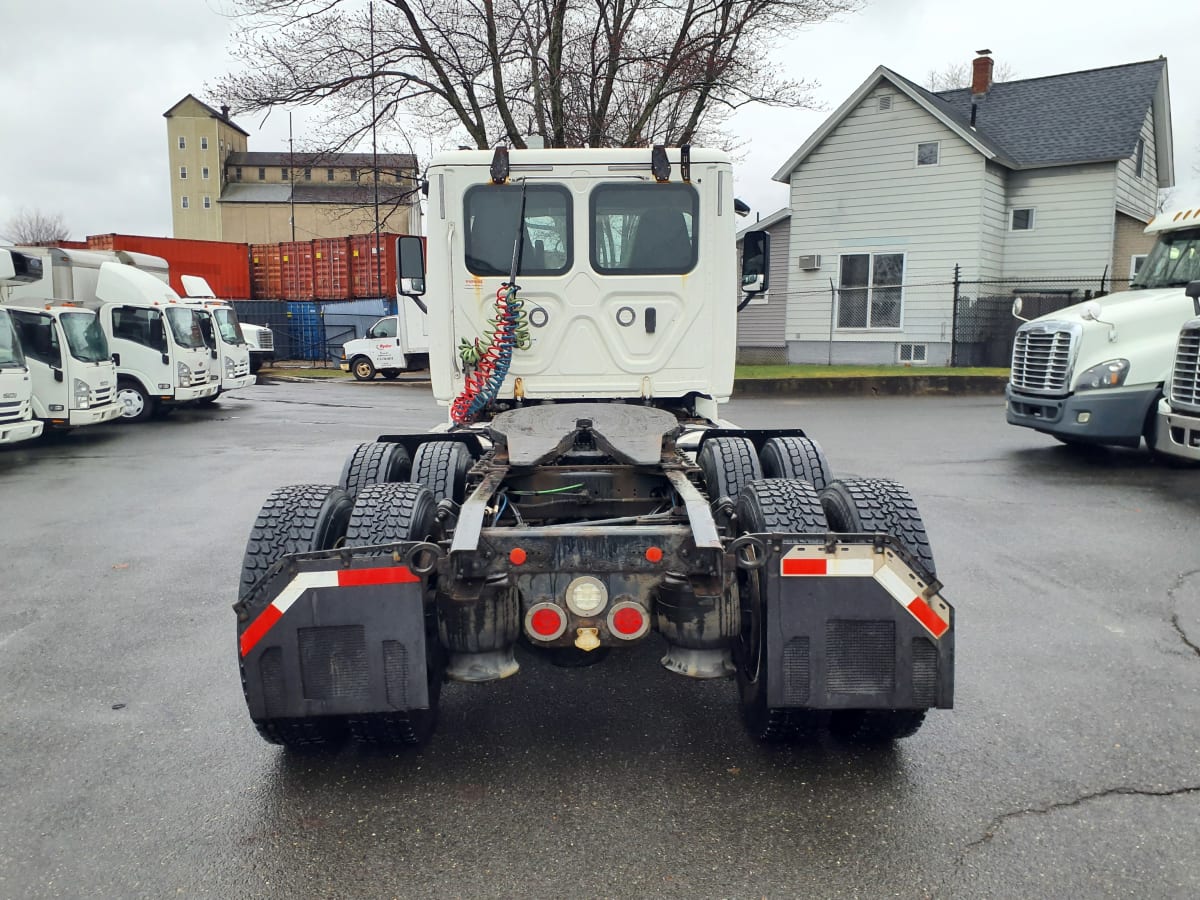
0;0;1195;239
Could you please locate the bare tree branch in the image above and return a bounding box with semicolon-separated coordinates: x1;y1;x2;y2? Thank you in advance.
2;209;71;245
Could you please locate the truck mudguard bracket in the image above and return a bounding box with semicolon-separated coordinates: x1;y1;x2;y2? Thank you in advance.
758;537;954;710
238;549;431;720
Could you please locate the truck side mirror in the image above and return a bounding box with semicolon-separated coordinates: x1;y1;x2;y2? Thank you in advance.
397;235;426;297
739;231;770;304
1187;280;1200;315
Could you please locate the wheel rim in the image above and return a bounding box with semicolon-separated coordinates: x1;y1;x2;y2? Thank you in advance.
117;387;144;418
735;558;765;687
354;360;372;379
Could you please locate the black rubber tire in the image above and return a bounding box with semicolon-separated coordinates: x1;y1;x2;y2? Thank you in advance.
344;482;437;549
116;379;156;423
249;357;263;374
760;436;831;490
734;478;829;743
238;484;355;749
239;484;355;601
339;441;413;497
381;368;401;379
411;441;474;504
829;709;927;743
698;436;762;505
351;356;376;381
820;478;937;580
342;482;443;746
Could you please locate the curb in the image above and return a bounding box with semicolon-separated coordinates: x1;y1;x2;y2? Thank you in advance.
260;372;1009;396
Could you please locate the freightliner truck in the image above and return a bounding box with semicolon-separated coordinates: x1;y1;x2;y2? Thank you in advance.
235;147;954;750
0;249;122;432
1151;202;1200;460
1007;199;1200;450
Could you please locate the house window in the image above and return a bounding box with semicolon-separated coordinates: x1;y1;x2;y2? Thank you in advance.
203;196;211;209
235;167;243;181
181;196;189;209
878;95;893;111
178;136;186;149
837;253;904;329
303;168;312;181
1130;254;1147;281
327;168;335;181
1134;138;1145;178
202;167;210;180
258;167;266;180
281;168;289;180
179;166;187;180
201;136;208;150
1010;208;1035;231
916;142;940;166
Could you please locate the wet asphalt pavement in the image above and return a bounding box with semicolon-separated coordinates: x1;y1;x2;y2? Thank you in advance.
1;380;1198;899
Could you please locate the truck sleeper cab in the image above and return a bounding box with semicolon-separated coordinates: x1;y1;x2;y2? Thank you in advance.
1007;216;1200;449
0;308;43;444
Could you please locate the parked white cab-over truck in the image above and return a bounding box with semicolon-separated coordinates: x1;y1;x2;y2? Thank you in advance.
1007;200;1200;449
6;248;217;420
236;147;954;752
0;306;42;445
339;245;431;380
181;276;256;400
0;249;122;433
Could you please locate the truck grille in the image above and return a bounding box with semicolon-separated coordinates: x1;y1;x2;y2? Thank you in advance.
1010;326;1076;394
258;331;274;351
93;386;113;406
0;399;23;425
1169;326;1200;412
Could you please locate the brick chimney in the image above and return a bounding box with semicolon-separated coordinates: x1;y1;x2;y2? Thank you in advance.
972;49;994;96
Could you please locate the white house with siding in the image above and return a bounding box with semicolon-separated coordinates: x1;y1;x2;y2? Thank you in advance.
735;208;790;363
770;53;1174;366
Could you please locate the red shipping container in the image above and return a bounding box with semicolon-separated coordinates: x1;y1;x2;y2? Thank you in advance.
279;241;315;301
349;233;399;299
85;234;251;299
312;238;352;301
250;244;284;300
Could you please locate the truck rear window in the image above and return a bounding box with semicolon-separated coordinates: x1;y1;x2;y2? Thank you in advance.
464;185;572;277
591;183;698;275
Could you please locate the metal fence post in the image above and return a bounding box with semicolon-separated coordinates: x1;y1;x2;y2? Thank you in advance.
950;264;961;367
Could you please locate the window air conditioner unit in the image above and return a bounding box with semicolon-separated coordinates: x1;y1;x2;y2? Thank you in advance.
797;254;821;271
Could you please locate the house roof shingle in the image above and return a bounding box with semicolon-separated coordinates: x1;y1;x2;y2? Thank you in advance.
934;58;1167;167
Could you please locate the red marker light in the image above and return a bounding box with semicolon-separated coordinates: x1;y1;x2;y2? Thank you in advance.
645;546;663;563
530;608;561;635
509;547;527;565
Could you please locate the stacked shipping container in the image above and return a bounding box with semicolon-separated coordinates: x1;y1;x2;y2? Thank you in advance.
87;234;252;300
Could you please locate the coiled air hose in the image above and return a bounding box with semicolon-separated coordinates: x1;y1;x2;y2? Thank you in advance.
450;283;529;424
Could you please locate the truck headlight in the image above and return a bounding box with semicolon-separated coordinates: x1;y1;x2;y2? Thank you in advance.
224;356;236;377
178;362;192;384
1075;359;1129;391
73;378;91;409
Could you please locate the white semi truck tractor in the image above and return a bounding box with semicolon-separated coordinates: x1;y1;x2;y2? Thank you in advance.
5;248;217;421
1151;207;1200;460
235;147;954;751
0;249;122;432
1007;201;1200;449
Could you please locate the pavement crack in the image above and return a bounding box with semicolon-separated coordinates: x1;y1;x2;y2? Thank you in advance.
943;784;1200;895
1166;568;1200;658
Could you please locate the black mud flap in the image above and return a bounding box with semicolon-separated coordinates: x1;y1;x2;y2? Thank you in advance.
235;547;433;720
756;536;954;710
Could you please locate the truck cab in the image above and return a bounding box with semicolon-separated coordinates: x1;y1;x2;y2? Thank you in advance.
0;307;43;445
1007;207;1200;448
340;311;427;380
180;277;256;397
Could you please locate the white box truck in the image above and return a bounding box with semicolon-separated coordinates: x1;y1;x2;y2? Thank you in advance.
339;237;430;380
1007;200;1200;449
0;249;122;432
180;276;256;400
6;248;218;421
0;306;42;445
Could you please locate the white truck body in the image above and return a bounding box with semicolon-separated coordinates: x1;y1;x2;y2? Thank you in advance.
339;300;430;380
5;248;217;420
1150;203;1200;461
0;307;43;444
1007;204;1200;448
180;276;256;393
1;249;122;430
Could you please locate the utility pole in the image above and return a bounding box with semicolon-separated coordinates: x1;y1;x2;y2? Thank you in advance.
288;111;296;242
370;1;384;308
